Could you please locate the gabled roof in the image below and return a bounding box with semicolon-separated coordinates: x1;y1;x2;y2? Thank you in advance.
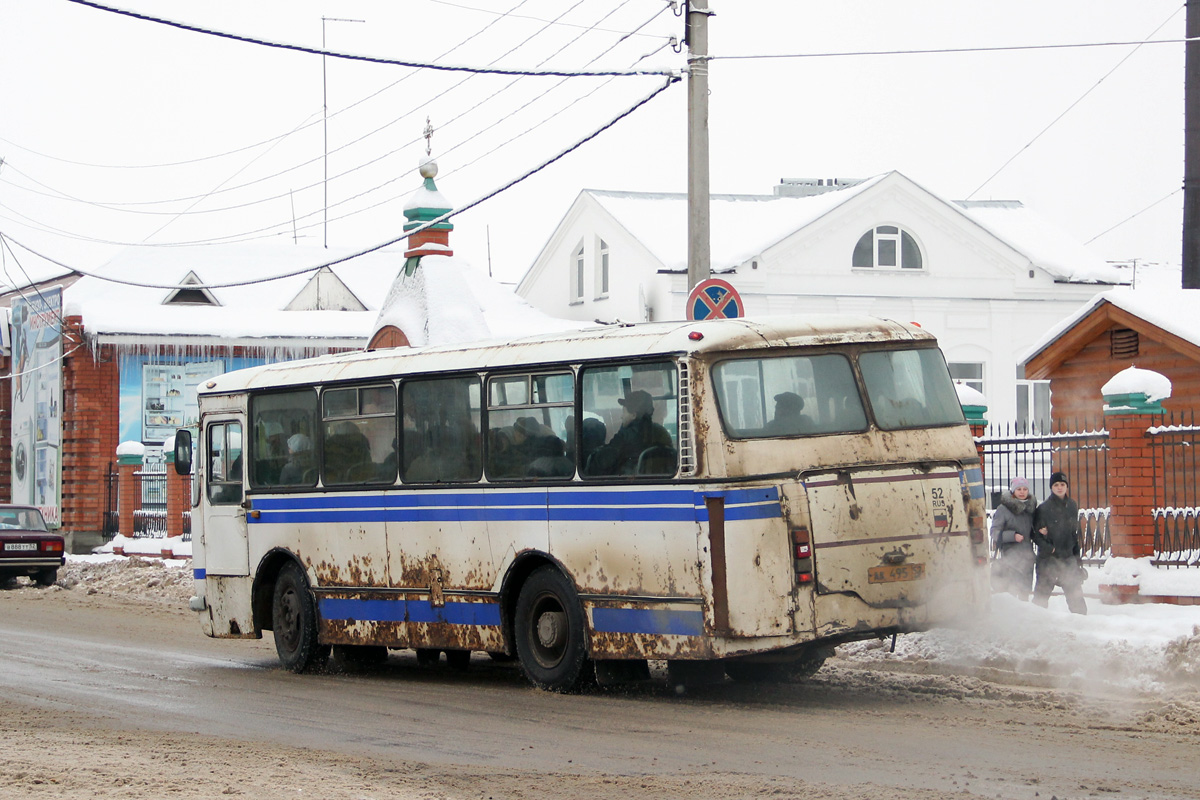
63;242;400;342
574;171;1124;284
1023;266;1200;378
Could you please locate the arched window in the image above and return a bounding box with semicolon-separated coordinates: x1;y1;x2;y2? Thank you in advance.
852;226;923;270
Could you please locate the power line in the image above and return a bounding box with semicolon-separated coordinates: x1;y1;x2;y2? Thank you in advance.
967;5;1184;200
64;0;675;77
0;76;680;290
709;35;1198;61
0;0;543;172
1085;187;1181;245
2;0;670;216
424;0;674;38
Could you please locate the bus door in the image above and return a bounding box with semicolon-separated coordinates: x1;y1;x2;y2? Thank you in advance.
802;465;969;608
203;417;249;576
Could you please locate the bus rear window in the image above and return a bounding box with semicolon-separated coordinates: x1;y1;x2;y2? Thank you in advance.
713;354;867;438
859;348;964;430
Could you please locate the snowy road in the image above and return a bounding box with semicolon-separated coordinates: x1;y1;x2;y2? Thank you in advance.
1;582;1198;799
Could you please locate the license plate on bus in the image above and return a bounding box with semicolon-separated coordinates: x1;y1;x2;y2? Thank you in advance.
868;563;925;584
4;542;36;551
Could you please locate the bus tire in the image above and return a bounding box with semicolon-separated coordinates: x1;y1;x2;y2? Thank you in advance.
514;565;593;692
272;561;330;673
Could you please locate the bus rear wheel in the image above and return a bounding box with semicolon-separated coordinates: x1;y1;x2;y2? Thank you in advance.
272;561;330;673
514;566;593;692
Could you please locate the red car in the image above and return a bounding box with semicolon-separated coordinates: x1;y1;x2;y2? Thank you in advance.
0;506;63;587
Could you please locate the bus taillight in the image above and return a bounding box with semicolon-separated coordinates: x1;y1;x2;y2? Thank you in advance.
792;527;814;584
968;508;986;544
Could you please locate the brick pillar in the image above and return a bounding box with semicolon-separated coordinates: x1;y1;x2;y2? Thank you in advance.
1104;389;1164;559
116;443;145;548
164;449;187;540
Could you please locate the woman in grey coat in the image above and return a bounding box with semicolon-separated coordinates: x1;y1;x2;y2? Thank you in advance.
990;476;1037;600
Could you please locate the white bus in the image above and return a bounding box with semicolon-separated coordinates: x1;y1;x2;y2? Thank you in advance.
178;316;989;691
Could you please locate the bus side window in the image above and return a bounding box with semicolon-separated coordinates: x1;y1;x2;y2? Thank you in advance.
250;390;318;489
322;384;398;486
401;376;482;484
580;362;678;478
485;372;574;481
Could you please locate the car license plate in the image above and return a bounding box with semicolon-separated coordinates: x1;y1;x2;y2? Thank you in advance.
868;563;925;584
4;542;37;551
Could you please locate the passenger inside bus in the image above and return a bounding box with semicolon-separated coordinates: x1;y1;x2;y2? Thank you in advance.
278;433;314;485
586;390;674;476
766;391;814;436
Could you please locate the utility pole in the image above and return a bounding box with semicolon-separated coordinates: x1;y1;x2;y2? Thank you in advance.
686;2;713;291
1185;0;1200;288
322;16;365;249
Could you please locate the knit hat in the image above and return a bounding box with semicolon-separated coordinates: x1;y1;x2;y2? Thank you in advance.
1049;471;1069;487
1010;476;1030;492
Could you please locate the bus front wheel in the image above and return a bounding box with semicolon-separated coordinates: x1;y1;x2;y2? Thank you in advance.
272;561;330;673
514;566;593;692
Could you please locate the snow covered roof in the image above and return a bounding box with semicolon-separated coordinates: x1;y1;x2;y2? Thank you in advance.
955;200;1124;284
1023;265;1200;367
583;172;1125;284
586;177;882;272
371;254;584;348
63;242;397;343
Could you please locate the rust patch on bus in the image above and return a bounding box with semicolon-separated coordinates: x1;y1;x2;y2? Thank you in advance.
312;553;381;587
590;629;713;660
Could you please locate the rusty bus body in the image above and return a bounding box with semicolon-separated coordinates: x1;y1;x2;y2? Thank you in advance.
186;316;990;690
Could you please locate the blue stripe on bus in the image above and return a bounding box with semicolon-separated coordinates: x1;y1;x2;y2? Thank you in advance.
318;597;502;627
248;487;783;525
591;607;704;637
193;568;205;580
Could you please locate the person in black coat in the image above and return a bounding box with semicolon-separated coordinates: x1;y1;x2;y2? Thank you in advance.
1031;471;1087;614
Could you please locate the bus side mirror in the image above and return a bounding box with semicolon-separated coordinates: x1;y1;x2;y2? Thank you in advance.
173;429;193;475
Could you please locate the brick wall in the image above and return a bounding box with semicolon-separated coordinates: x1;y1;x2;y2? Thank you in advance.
1049;325;1200;422
60;317;120;535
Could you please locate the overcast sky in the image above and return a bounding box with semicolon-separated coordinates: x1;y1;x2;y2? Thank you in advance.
0;1;1186;288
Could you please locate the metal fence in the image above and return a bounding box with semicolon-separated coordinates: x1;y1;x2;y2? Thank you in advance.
1149;409;1200;567
104;465;191;541
977;418;1110;564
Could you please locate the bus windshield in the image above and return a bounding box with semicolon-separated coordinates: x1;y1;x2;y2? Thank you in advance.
859;348;964;430
713;347;963;438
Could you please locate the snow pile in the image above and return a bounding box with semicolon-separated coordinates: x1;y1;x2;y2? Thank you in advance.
1100;557;1200;596
954;382;987;407
2;555;193;605
839;593;1200;693
1101;365;1172;403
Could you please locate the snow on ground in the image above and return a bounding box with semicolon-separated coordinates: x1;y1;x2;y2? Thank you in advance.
5;552;1197;710
839;592;1200;697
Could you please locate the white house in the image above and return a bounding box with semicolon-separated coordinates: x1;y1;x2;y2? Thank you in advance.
516;171;1127;427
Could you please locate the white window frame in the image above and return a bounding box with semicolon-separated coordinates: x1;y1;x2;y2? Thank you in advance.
948;361;984;395
594;238;609;300
569;241;584;305
853;226;924;271
1016;379;1051;434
